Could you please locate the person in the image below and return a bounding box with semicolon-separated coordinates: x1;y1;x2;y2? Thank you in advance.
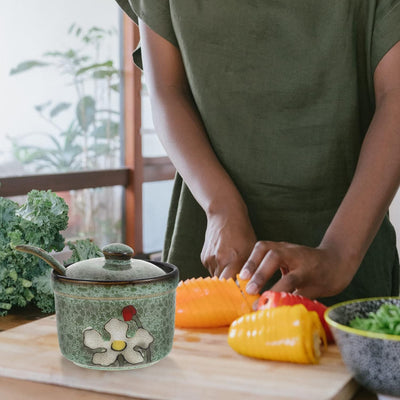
115;0;400;306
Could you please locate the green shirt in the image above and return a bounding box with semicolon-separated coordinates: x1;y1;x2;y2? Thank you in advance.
116;0;400;305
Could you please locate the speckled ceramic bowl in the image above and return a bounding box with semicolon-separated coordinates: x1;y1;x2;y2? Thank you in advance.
50;244;179;370
325;297;400;397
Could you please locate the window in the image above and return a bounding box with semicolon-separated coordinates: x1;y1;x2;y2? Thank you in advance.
0;1;175;254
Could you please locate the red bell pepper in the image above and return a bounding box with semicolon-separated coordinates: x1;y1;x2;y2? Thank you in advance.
257;291;334;343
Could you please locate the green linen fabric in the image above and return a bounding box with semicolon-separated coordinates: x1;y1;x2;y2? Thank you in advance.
115;0;400;306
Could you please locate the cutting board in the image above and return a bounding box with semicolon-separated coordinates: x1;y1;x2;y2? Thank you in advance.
0;316;358;400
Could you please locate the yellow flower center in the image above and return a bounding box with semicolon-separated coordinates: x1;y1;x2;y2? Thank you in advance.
111;340;127;351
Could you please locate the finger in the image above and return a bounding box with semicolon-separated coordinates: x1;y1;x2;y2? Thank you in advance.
209;255;220;276
214;263;226;277
213;247;239;277
219;264;238;280
203;253;218;276
270;272;302;294
239;241;276;280
245;248;282;294
219;255;244;280
215;262;233;277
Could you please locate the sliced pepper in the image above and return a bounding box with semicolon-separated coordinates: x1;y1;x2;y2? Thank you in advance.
228;304;327;364
257;291;334;343
175;276;260;328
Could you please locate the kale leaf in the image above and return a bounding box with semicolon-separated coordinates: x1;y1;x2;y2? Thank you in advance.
64;239;103;266
0;190;105;316
0;191;68;315
16;189;68;252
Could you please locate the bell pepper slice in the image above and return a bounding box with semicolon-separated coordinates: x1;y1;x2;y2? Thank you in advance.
175;276;260;328
257;291;334;343
228;304;327;364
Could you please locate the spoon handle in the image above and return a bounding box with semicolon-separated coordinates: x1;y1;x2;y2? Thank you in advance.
15;244;67;276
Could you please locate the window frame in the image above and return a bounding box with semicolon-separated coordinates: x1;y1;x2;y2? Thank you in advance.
0;13;175;254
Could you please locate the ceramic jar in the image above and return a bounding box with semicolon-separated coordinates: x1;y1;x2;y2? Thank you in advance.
51;243;179;370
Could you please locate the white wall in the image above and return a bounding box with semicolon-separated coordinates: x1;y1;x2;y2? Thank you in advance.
391;191;400;253
0;0;120;166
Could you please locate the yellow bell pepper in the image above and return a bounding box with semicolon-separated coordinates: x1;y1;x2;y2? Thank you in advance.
228;304;327;364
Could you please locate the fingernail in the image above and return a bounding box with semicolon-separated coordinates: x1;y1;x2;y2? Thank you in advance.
239;269;251;280
246;282;258;294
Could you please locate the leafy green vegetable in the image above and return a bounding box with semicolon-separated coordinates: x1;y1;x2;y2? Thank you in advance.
64;239;102;265
0;190;103;315
349;304;400;335
0;191;68;315
31;270;55;314
16;189;68;251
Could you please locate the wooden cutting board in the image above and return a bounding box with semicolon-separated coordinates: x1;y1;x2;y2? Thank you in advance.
0;316;358;400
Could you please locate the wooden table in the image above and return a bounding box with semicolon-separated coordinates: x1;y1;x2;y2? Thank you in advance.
0;308;378;400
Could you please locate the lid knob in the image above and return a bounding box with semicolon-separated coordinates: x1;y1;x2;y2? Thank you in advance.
102;243;134;260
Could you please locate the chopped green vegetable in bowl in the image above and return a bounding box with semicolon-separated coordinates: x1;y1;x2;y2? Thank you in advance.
349;304;400;335
325;298;400;397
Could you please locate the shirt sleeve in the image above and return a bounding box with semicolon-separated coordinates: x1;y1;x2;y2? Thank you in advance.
371;0;400;72
114;0;178;69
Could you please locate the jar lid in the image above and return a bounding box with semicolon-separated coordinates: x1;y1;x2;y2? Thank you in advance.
65;243;166;281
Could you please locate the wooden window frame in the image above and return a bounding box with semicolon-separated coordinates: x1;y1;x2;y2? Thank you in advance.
0;13;175;254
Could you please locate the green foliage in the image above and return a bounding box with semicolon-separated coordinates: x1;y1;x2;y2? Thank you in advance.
9;123;83;172
350;304;400;335
8;23;122;247
65;239;103;265
31;271;55;314
76;96;96;131
9;60;49;75
16;190;69;251
0;190;103;316
0;191;68;315
9;23;120;173
50;102;71;118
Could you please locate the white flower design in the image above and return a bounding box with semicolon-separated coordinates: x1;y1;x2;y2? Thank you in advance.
83;318;154;367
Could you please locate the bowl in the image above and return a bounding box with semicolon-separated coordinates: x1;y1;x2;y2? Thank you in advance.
50;244;179;370
325;297;400;397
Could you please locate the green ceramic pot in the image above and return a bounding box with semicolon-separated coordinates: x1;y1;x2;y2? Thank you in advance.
50;243;179;370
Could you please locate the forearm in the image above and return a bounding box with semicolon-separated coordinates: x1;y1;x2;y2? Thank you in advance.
320;90;400;270
241;91;400;298
149;86;247;216
139;19;246;217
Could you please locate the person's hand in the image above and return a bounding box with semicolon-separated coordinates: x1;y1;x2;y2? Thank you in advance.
239;241;358;299
201;207;257;279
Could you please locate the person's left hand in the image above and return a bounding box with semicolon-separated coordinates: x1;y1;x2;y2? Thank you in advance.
239;241;357;299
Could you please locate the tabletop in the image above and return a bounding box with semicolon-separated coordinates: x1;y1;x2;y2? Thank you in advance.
0;307;378;400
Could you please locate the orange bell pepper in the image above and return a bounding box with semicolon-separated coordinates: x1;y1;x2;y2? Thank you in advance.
228;304;327;364
175;275;260;328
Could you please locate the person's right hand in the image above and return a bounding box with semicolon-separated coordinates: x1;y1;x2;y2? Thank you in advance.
201;205;257;280
140;21;258;277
